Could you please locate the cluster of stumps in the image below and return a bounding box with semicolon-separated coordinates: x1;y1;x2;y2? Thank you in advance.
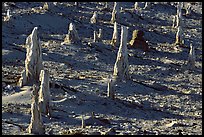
17;27;51;134
4;2;197;135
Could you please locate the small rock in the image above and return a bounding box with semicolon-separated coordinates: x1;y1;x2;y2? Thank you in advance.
129;30;150;52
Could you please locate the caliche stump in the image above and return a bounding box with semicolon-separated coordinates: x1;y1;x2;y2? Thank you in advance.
27;85;45;135
38;70;52;117
18;27;44;87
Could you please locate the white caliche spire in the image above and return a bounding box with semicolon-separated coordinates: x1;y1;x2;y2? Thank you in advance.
143;2;148;9
3;9;11;22
175;2;183;28
185;3;191;15
19;27;44;87
113;25;129;81
93;30;98;42
186;43;195;69
6;9;11;18
93;29;103;43
38;70;51;116
98;28;103;42
172;15;176;28
134;2;139;10
111;21;119;47
62;23;80;44
27;85;45;135
175;26;183;46
90;11;97;24
43;2;49;10
107;77;116;99
111;2;120;23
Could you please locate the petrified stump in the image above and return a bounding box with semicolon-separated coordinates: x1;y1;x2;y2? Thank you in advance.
185;3;191;16
143;2;150;9
129;30;150;52
134;2;139;10
111;22;119;47
104;2;108;9
111;2;120;23
18;27;44;87
176;13;182;28
113;26;129;81
93;29;103;43
74;2;78;6
3;9;11;22
186;43;195;69
177;2;182;14
174;26;184;46
43;2;48;10
172;15;176;28
90;11;97;24
42;2;55;11
63;23;80;44
27;85;45;135
18;70;27;87
81;115;86;128
175;2;183;28
38;70;51;116
98;29;103;42
107;77;116;99
93;31;98;42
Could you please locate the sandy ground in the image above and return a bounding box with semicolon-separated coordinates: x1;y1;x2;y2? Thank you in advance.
2;2;202;135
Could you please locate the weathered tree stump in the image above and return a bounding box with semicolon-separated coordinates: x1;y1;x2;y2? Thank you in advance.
38;70;51;116
134;2;139;10
107;77;116;99
129;30;150;52
93;31;98;42
63;23;80;44
93;29;102;43
185;3;191;16
177;2;182;14
90;11;97;24
111;2;120;23
3;9;11;22
18;27;44;87
113;26;129;81
98;29;103;42
81;115;85;128
43;2;48;10
176;13;182;28
174;26;184;46
143;2;150;9
186;43;195;69
104;2;108;9
175;2;183;28
42;2;55;11
172;15;176;28
74;2;78;6
111;22;119;47
18;70;27;87
27;84;45;135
